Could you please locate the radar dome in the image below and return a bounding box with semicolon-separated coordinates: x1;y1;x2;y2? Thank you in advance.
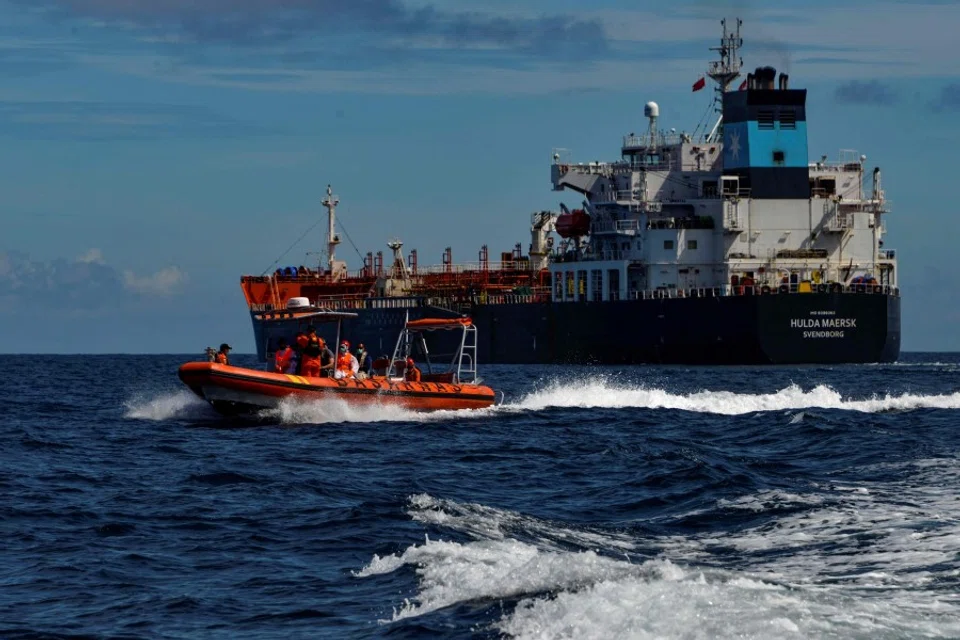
644;101;660;118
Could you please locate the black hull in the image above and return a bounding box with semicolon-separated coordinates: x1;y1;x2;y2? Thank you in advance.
251;293;900;365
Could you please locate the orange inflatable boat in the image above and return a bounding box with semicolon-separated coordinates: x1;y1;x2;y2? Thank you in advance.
179;312;499;416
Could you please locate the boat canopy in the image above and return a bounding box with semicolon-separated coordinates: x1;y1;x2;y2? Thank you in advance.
405;317;472;330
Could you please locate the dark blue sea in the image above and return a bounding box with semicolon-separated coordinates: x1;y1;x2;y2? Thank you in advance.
3;353;960;639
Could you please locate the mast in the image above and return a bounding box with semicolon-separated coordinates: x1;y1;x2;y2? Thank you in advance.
705;18;743;143
321;184;343;280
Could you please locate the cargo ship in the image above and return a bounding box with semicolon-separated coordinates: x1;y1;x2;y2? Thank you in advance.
240;19;900;365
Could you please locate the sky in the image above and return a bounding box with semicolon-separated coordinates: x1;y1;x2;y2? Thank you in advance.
1;0;958;353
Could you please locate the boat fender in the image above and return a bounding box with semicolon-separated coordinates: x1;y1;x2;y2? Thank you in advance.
873;285;882;294
778;284;789;294
817;283;827;293
761;285;771;295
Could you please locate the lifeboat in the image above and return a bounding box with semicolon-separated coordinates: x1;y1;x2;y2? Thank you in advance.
178;312;498;416
555;208;591;238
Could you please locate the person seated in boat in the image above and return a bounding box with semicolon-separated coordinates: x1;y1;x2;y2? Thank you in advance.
215;343;232;365
334;340;359;379
404;357;421;382
273;338;293;373
301;326;323;377
355;343;372;378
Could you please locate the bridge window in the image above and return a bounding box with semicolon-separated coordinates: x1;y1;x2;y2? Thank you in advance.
687;240;698;250
664;240;674;250
772;150;785;164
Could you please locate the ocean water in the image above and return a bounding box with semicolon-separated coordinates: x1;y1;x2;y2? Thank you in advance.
3;353;960;639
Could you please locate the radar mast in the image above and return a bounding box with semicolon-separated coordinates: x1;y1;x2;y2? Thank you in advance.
705;18;743;143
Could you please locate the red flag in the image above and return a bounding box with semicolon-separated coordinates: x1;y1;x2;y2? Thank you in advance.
739;79;747;91
692;76;706;92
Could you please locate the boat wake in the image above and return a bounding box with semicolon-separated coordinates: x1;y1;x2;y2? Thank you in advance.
260;396;498;425
129;377;960;424
123;390;214;421
511;379;960;415
358;478;960;638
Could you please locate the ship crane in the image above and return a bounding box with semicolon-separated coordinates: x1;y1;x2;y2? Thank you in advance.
529;210;558;271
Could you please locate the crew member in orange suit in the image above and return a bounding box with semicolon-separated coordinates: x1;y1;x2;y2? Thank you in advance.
273;338;293;373
404;357;421;382
300;326;322;377
215;343;231;365
334;341;359;379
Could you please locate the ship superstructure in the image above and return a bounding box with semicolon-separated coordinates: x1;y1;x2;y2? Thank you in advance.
239;19;899;365
548;18;895;303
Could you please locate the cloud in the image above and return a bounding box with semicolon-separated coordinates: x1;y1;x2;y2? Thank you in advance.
834;80;898;105
122;266;186;296
929;84;960;112
77;248;105;264
22;0;609;58
0;250;186;315
0;100;275;140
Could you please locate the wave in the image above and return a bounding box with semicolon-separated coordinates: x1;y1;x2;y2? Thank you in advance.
357;485;960;638
123;390;214;421
511;380;960;415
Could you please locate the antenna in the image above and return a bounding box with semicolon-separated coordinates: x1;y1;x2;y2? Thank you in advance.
644;101;659;153
321;184;341;277
704;18;743;143
707;17;743;91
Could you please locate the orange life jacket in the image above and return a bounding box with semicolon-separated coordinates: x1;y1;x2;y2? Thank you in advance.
336;353;354;375
215;352;228;365
405;365;421;382
304;334;322;357
274;347;293;373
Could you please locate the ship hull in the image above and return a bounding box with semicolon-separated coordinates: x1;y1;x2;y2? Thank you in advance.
250;293;900;365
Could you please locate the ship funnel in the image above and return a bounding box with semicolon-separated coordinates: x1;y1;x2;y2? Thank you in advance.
755;66;776;90
778;72;789;90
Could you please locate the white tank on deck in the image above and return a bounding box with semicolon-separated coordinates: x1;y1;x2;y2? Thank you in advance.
286;297;310;309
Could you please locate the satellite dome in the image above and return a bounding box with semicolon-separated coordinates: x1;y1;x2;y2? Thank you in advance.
644;101;660;118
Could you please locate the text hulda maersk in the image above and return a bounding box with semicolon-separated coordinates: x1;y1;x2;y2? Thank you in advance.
790;317;856;338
